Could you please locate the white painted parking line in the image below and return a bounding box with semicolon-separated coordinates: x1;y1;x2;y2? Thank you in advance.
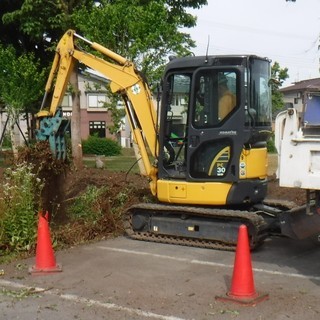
96;246;233;268
0;279;189;320
96;246;320;282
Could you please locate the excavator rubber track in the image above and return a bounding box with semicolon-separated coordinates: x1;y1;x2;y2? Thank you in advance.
124;203;269;251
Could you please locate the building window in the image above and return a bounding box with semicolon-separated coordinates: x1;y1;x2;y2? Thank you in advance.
87;94;107;108
294;97;299;104
89;121;106;137
61;94;72;107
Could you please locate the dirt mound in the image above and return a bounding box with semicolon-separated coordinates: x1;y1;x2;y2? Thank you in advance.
51;168;152;246
65;168;148;200
63;167;151;220
266;174;306;206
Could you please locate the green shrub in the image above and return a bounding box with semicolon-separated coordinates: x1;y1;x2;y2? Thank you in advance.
68;185;107;223
82;135;122;156
1;133;12;149
267;134;277;153
0;162;44;253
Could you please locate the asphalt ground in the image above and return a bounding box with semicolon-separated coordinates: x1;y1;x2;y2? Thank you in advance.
1;235;320;320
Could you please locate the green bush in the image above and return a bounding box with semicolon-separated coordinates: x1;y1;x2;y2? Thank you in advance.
82;135;122;156
0;162;44;253
1;133;12;149
68;185;107;223
267;134;277;153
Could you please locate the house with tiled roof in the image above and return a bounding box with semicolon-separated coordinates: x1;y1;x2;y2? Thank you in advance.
280;78;320;116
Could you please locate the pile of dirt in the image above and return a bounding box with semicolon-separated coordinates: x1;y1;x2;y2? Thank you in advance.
64;168;149;203
266;174;306;206
50;167;152;246
63;167;151;219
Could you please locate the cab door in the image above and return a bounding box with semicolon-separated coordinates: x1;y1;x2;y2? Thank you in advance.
187;67;246;182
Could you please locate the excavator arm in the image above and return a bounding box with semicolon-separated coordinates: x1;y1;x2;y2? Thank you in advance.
36;30;158;194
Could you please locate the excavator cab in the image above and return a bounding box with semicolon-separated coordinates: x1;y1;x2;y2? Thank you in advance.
157;55;272;206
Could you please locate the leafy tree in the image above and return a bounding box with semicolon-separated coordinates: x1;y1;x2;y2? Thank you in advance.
271;61;289;114
0;45;46;154
0;1;30;56
73;0;206;85
2;0;207;83
1;0;208;164
0;46;45;112
2;0;95;55
102;92;126;135
2;0;97;167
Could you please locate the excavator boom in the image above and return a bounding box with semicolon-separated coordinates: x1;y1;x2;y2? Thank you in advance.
36;30;158;192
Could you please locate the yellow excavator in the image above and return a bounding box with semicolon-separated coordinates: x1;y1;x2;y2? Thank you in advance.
36;30;320;250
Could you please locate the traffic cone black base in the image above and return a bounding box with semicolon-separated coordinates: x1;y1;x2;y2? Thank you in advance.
215;292;269;306
28;263;62;275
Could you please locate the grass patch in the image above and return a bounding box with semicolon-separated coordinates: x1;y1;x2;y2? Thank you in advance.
83;155;140;173
83;148;141;173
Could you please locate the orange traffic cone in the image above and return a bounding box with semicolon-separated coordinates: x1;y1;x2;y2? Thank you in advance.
216;224;268;306
29;211;62;275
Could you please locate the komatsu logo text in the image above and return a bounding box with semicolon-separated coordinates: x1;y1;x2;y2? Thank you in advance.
219;130;237;135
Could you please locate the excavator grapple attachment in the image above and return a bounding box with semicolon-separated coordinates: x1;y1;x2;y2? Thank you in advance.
35;108;69;160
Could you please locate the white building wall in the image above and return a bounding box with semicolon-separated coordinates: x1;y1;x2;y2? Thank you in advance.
0;113;29;148
282;91;303;113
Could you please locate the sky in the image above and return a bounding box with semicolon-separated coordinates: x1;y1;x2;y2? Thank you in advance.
184;0;320;87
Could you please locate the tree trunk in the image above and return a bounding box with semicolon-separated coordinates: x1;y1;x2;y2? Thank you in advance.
9;113;18;159
70;68;83;170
